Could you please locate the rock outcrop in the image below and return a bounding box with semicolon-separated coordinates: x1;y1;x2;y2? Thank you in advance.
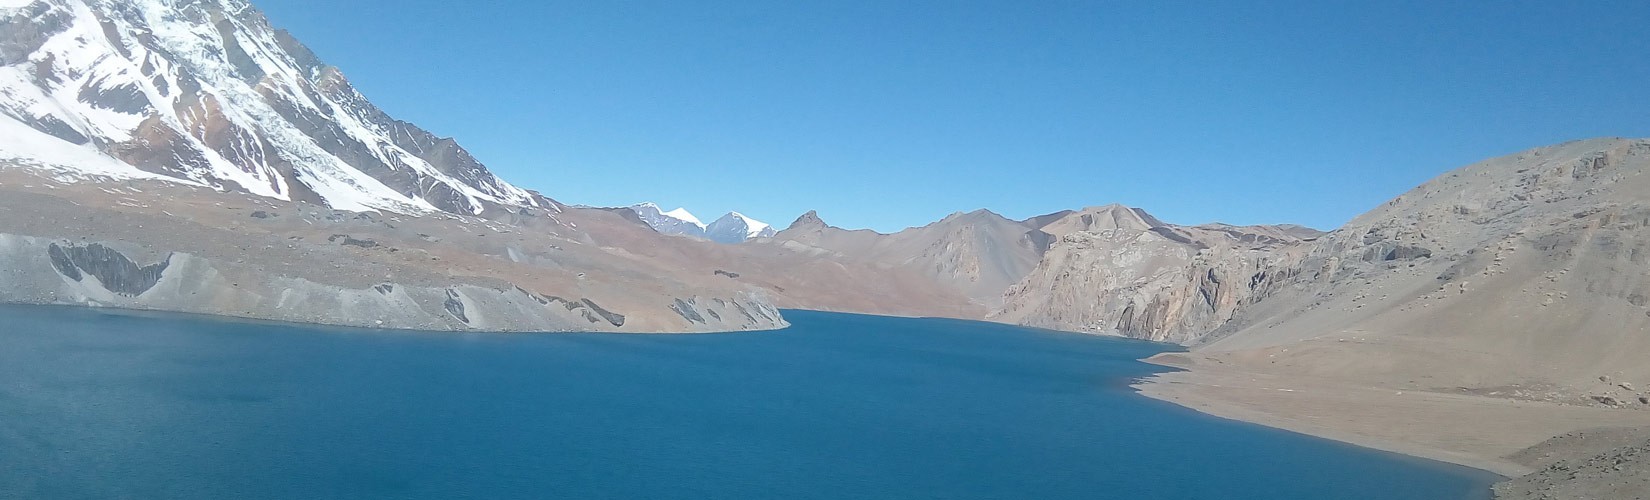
991;205;1320;343
1494;427;1650;499
9;233;636;331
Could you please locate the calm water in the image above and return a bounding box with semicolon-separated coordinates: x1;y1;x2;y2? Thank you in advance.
0;306;1496;499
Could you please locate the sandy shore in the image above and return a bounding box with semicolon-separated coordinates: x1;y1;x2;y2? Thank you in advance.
1133;353;1650;478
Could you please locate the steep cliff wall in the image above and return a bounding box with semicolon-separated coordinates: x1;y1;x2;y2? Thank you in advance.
991;205;1318;344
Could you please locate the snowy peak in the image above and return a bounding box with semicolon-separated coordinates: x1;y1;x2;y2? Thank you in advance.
706;211;776;243
628;202;707;237
660;208;706;229
624;202;775;243
0;0;548;215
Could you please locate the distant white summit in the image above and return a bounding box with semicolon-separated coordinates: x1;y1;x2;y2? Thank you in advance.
628;202;707;238
626;203;774;243
706;212;777;243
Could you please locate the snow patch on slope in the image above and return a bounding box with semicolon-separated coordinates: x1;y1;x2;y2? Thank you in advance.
0;117;187;184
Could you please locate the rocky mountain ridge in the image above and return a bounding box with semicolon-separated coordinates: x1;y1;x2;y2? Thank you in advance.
767;203;1324;343
771;208;1047;307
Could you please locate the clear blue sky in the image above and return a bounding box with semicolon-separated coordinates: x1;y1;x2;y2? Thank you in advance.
255;0;1650;232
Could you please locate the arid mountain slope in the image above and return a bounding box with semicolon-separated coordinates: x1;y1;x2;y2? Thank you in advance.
772;209;1045;307
1195;137;1650;406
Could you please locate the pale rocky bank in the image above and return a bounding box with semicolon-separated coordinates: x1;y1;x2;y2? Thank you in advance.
0;168;788;333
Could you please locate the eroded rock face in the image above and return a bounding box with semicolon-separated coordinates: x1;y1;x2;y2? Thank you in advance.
991;205;1319;344
442;288;469;324
664;296;780;326
671;298;706;324
578;298;625;327
514;287;628;328
47;242;170;296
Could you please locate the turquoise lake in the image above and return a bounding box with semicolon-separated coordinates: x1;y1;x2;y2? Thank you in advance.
0;305;1498;499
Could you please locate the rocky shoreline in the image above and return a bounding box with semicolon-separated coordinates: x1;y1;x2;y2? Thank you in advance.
1494;427;1650;499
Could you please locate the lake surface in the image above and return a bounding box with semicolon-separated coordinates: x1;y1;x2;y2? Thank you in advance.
0;305;1497;499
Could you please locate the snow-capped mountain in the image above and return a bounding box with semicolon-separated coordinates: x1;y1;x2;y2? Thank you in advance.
705;212;776;243
624;203;774;243
628;202;706;238
0;0;550;215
